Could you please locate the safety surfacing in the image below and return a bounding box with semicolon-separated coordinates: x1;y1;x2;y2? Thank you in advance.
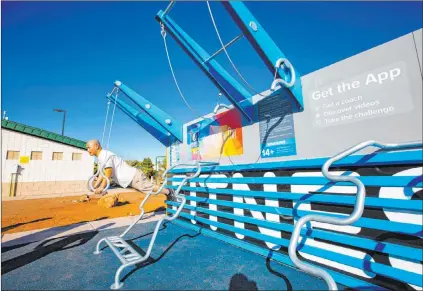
1;220;335;290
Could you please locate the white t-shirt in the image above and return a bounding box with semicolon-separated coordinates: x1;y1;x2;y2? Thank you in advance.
97;149;137;188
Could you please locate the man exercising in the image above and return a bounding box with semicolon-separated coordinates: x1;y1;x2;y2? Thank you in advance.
86;139;175;200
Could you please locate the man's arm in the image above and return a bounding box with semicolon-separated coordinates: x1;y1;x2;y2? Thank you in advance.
93;176;103;189
94;167;113;194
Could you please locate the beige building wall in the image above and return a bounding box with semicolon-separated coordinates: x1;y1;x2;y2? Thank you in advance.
1;129;94;198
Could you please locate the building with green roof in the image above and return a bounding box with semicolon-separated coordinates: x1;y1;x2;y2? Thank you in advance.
2;120;94;198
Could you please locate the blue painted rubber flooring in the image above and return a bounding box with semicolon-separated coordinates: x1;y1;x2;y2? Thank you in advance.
1;220;332;290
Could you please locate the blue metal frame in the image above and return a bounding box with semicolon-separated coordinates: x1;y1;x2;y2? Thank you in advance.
167;184;423;211
106;93;173;147
165;146;422;290
170;203;422;261
155;12;255;123
222;1;304;112
156;1;304;122
170;148;423;174
168;175;423;188
114;81;183;143
169;196;422;235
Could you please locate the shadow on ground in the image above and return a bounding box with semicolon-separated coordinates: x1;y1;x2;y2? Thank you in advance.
2;218;53;233
1;217;114;274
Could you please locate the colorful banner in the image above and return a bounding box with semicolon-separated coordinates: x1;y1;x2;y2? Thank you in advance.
187;109;243;160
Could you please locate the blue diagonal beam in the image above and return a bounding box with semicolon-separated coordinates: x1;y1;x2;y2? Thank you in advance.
114;81;183;142
222;1;304;112
106;93;173;147
155;11;255;123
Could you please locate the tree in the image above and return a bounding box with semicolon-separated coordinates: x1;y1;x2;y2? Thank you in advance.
126;160;138;167
140;157;156;178
124;158;158;179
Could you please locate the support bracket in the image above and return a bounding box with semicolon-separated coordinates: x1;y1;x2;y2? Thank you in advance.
156;12;255;123
106;93;174;147
222;1;304;112
114;81;183;143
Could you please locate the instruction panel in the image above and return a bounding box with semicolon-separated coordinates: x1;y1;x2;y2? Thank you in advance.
308;61;413;128
258;92;296;158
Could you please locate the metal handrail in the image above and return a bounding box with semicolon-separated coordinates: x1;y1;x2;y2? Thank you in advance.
94;160;219;290
288;140;422;290
118;161;217;238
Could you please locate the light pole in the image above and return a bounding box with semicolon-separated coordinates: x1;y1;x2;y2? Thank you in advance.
53;108;66;136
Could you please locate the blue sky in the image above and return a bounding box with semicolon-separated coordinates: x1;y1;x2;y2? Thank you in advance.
2;1;422;161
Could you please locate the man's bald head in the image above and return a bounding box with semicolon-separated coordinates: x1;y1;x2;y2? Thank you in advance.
86;139;102;156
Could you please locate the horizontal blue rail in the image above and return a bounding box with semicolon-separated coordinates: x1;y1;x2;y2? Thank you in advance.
176;195;422;236
168;208;422;287
168;176;423;188
168;201;422;262
172;218;388;290
169;149;422;174
167;185;422;212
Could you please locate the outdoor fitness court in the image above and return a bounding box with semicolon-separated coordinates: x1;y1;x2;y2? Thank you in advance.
1;216;335;290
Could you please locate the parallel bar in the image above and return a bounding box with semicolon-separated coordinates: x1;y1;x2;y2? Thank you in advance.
168;176;423;188
222;1;304;112
170;149;423;174
167;185;423;211
169;210;423;287
107;94;172;147
156;11;255;123
168;201;423;261
114;81;183;142
174;195;423;235
172;218;387;290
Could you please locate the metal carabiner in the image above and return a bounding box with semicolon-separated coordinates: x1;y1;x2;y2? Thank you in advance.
271;58;296;90
160;22;166;38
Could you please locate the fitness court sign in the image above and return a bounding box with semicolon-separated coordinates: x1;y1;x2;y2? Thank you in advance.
307;61;413;128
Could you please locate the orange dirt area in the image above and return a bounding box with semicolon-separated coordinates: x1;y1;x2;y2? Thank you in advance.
1;192;167;235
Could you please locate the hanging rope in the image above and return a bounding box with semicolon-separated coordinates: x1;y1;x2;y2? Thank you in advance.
161;22;198;116
88;88;120;194
206;1;296;96
105;89;120;150
101;91;114;145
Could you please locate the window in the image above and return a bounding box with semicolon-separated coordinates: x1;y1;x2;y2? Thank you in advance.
31;151;43;160
72;153;82;161
52;152;63;160
6;151;19;160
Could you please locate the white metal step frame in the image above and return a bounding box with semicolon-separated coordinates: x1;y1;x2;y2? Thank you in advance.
94;160;219;290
